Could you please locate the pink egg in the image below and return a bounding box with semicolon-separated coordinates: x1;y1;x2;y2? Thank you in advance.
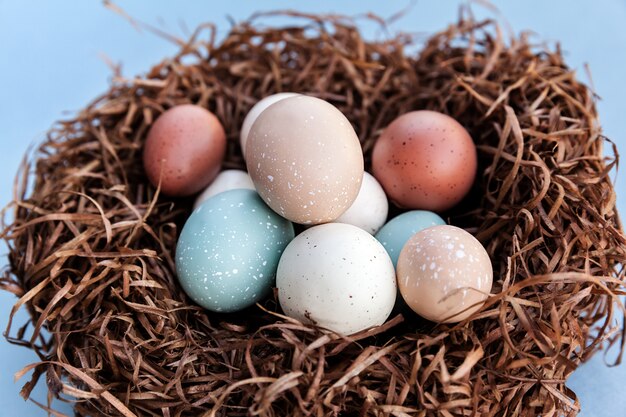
372;111;477;211
143;104;226;197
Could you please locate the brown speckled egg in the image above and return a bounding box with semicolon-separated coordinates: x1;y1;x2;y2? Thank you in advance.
372;110;477;211
246;96;364;225
397;225;492;323
143;104;226;196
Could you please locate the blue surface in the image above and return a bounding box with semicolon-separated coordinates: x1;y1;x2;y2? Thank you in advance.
177;189;294;313
1;1;625;415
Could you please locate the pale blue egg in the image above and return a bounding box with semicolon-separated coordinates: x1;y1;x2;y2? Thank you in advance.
176;189;295;312
375;210;446;267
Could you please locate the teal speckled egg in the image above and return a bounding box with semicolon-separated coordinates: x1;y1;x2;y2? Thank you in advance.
176;189;295;312
375;210;446;267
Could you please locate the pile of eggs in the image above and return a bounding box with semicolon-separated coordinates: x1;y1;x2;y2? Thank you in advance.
143;94;493;336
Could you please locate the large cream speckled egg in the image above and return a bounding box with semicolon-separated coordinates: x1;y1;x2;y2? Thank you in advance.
245;96;364;225
397;225;492;323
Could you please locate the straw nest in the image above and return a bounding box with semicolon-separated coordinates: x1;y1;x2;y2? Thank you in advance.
2;11;626;417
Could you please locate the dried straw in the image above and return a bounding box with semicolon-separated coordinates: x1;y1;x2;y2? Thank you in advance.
2;11;626;417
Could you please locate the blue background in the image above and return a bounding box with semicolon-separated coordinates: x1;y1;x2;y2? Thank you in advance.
1;1;625;415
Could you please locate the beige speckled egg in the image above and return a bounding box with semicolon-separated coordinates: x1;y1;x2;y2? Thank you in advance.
397;225;492;323
245;96;364;225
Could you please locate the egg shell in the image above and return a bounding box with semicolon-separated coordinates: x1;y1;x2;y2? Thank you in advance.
397;225;493;323
143;104;226;196
333;172;388;235
277;223;397;335
375;210;446;267
239;92;300;158
176;189;295;313
193;169;255;209
246;96;364;225
372;110;477;211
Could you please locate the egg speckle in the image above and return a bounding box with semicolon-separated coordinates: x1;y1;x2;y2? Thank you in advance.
397;225;493;323
372;110;477;211
143;104;226;196
176;189;294;312
277;223;396;335
246;96;364;224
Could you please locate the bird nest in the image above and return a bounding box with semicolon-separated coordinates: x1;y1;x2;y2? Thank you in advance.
2;11;625;417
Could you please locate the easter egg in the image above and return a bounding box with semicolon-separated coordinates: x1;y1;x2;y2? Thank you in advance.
372;110;477;211
277;223;396;335
246;96;364;225
193;169;255;209
375;210;446;267
143;104;226;196
333;172;388;235
396;225;493;323
239;92;300;158
176;189;295;312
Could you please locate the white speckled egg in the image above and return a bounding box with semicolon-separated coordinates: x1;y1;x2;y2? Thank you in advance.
176;189;295;313
246;95;364;225
277;223;396;335
193;169;255;209
240;93;300;158
333;172;388;235
397;225;493;323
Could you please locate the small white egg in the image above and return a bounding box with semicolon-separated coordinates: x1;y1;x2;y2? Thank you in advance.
194;169;255;209
240;92;300;158
277;223;397;335
333;172;388;234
